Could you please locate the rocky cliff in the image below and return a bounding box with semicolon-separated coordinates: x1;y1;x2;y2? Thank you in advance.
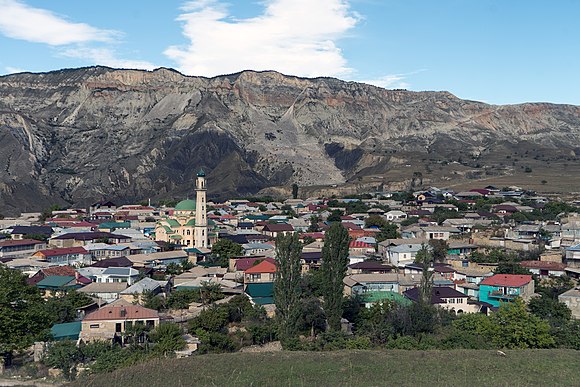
0;66;579;214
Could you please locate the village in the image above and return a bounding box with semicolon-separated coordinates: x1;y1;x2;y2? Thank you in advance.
1;171;579;380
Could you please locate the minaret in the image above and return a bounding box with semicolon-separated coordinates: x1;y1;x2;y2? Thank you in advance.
194;169;208;248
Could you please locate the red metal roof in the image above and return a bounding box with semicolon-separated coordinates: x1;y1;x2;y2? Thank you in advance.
244;260;277;274
235;257;276;271
349;240;374;248
0;239;44;247
84;304;159;321
519;260;566;271
480;274;532;287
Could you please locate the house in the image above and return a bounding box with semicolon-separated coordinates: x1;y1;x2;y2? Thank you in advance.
348;261;393;275
446;242;479;258
10;226;53;240
382;243;424;266
349;240;375;256
84;243;130;260
94;267;140;285
80;299;159;343
519;260;567;278
558;287;580;319
385;210;407;221
78;282;128;304
90;256;133;268
27;265;79;286
401;226;460;241
49;232;131;248
0;239;47;258
32;246;92;266
343;273;419;307
565;244;580;268
230;256;276;274
126;250;189;268
261;223;294;238
404;286;479;314
119;277;163;304
242;242;274;256
479;274;534;307
36;275;85;297
244;260;277;284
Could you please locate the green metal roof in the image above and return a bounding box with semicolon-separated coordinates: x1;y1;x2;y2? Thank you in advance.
175;199;196;211
244;215;270;221
169;234;183;240
185;219;196;226
162;226;173;233
51;321;81;341
98;221;130;230
245;282;274;298
166;219;181;227
36;276;76;289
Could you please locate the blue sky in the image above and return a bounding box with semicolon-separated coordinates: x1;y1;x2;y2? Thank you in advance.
0;0;578;105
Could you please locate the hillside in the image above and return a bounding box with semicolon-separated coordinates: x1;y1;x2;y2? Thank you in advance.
74;349;580;386
0;67;579;214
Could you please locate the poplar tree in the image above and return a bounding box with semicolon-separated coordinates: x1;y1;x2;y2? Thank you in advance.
321;222;350;331
273;232;303;340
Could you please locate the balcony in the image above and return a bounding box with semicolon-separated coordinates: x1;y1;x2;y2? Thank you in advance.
489;290;517;300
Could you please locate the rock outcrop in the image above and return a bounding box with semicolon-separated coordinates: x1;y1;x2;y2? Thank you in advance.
0;66;578;214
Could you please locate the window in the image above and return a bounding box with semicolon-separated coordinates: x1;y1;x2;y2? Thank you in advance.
90;324;100;329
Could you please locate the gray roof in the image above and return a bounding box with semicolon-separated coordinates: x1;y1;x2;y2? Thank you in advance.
102;267;139;276
120;277;161;294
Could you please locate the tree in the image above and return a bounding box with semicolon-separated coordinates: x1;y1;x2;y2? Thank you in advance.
199;281;224;305
490;298;554;349
43;340;82;380
211;239;243;266
166;289;200;310
414;244;434;305
528;294;572;328
44;290;94;324
296;297;326;337
428;239;448;263
292;183;299;199
327;209;343;223
308;215;321;232
376;223;399;242
149;323;186;356
0;267;51;363
364;215;387;229
321;222;350;331
274;233;303;340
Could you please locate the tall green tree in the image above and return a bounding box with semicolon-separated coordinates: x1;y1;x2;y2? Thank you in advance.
428;239;448;263
0;267;51;361
211;239;243;266
274;233;303;340
415;244;434;305
321;222;350;331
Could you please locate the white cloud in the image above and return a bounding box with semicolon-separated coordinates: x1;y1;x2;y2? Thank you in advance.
165;0;359;77
61;47;156;70
4;66;26;74
0;0;115;45
359;70;427;90
0;1;156;71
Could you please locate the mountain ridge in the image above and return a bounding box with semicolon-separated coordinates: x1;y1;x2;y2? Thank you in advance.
0;66;578;215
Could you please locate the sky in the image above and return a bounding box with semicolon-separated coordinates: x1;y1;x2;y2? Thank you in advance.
0;0;578;105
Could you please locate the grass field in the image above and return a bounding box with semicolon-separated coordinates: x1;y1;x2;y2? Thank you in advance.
75;349;580;387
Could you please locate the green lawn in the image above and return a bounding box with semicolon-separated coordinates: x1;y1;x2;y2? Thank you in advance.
76;349;580;387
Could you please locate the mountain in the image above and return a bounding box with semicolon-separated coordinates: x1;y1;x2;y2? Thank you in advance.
0;66;579;214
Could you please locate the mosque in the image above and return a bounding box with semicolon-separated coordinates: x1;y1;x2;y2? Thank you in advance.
154;170;213;249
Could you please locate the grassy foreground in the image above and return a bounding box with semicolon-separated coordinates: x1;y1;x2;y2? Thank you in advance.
76;349;579;387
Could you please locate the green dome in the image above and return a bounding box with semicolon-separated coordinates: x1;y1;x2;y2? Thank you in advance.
175;199;196;211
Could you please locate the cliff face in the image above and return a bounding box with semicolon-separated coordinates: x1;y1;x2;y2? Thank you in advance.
0;67;579;214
